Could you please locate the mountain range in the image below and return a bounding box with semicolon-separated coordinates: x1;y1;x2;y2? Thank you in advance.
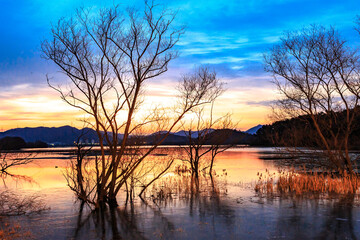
0;125;260;146
0;126;99;145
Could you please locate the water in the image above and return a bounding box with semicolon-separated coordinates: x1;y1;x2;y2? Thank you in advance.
1;147;360;239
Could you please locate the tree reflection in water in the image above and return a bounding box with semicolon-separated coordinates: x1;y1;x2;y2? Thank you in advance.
71;174;237;240
0;171;37;188
3;150;360;239
269;196;360;239
0;152;38;188
318;197;358;239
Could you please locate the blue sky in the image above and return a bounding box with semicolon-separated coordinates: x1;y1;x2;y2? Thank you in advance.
1;0;360;130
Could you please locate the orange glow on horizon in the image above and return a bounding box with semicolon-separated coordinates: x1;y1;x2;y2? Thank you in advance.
0;82;276;132
1;150;277;192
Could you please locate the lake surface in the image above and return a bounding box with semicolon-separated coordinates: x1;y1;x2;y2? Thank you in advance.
1;147;360;239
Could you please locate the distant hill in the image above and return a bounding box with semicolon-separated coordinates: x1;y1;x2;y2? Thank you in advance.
0;126;99;146
144;133;188;145
0;126;256;146
0;136;27;150
254;109;360;149
146;129;253;145
245;125;263;135
173;129;215;139
203;129;256;145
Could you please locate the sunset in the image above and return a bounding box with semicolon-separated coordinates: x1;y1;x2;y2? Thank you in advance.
3;0;359;131
1;0;360;239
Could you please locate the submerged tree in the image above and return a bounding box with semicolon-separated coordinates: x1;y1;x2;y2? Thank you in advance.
179;74;236;177
42;2;222;208
264;25;360;173
0;152;34;173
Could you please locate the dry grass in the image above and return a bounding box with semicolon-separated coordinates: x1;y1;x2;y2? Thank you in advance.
255;169;360;198
0;190;48;240
174;164;191;174
0;221;33;240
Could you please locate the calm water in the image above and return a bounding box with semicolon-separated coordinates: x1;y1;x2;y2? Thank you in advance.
1;147;360;239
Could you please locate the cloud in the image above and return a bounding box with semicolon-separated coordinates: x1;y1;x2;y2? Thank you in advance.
1;0;360;130
244;100;277;107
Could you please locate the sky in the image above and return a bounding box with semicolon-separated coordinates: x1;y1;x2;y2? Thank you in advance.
1;0;360;131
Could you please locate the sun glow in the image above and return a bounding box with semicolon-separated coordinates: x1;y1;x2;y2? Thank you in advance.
0;81;275;132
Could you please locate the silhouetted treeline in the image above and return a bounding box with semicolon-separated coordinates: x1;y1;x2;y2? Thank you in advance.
0;126;99;146
0;136;48;150
144;129;255;145
254;109;360;149
25;140;48;148
0;137;26;150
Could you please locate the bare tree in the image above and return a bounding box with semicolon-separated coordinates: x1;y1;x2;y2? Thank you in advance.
179;101;236;178
126;149;175;200
0;152;37;189
0;191;48;216
0;152;34;173
264;25;360;173
64;128;96;203
42;2;222;208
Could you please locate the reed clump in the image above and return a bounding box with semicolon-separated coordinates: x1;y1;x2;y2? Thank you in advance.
174;164;191;175
147;174;223;202
255;169;360;198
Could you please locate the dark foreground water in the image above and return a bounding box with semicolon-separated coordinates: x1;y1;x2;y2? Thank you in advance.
1;147;360;239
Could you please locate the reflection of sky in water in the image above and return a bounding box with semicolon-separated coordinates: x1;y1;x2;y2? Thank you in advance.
1;148;360;239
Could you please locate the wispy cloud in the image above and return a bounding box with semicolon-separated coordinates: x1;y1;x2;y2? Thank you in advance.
1;0;360;130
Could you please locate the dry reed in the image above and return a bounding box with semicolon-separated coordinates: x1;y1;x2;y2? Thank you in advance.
255;169;360;198
147;174;223;202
